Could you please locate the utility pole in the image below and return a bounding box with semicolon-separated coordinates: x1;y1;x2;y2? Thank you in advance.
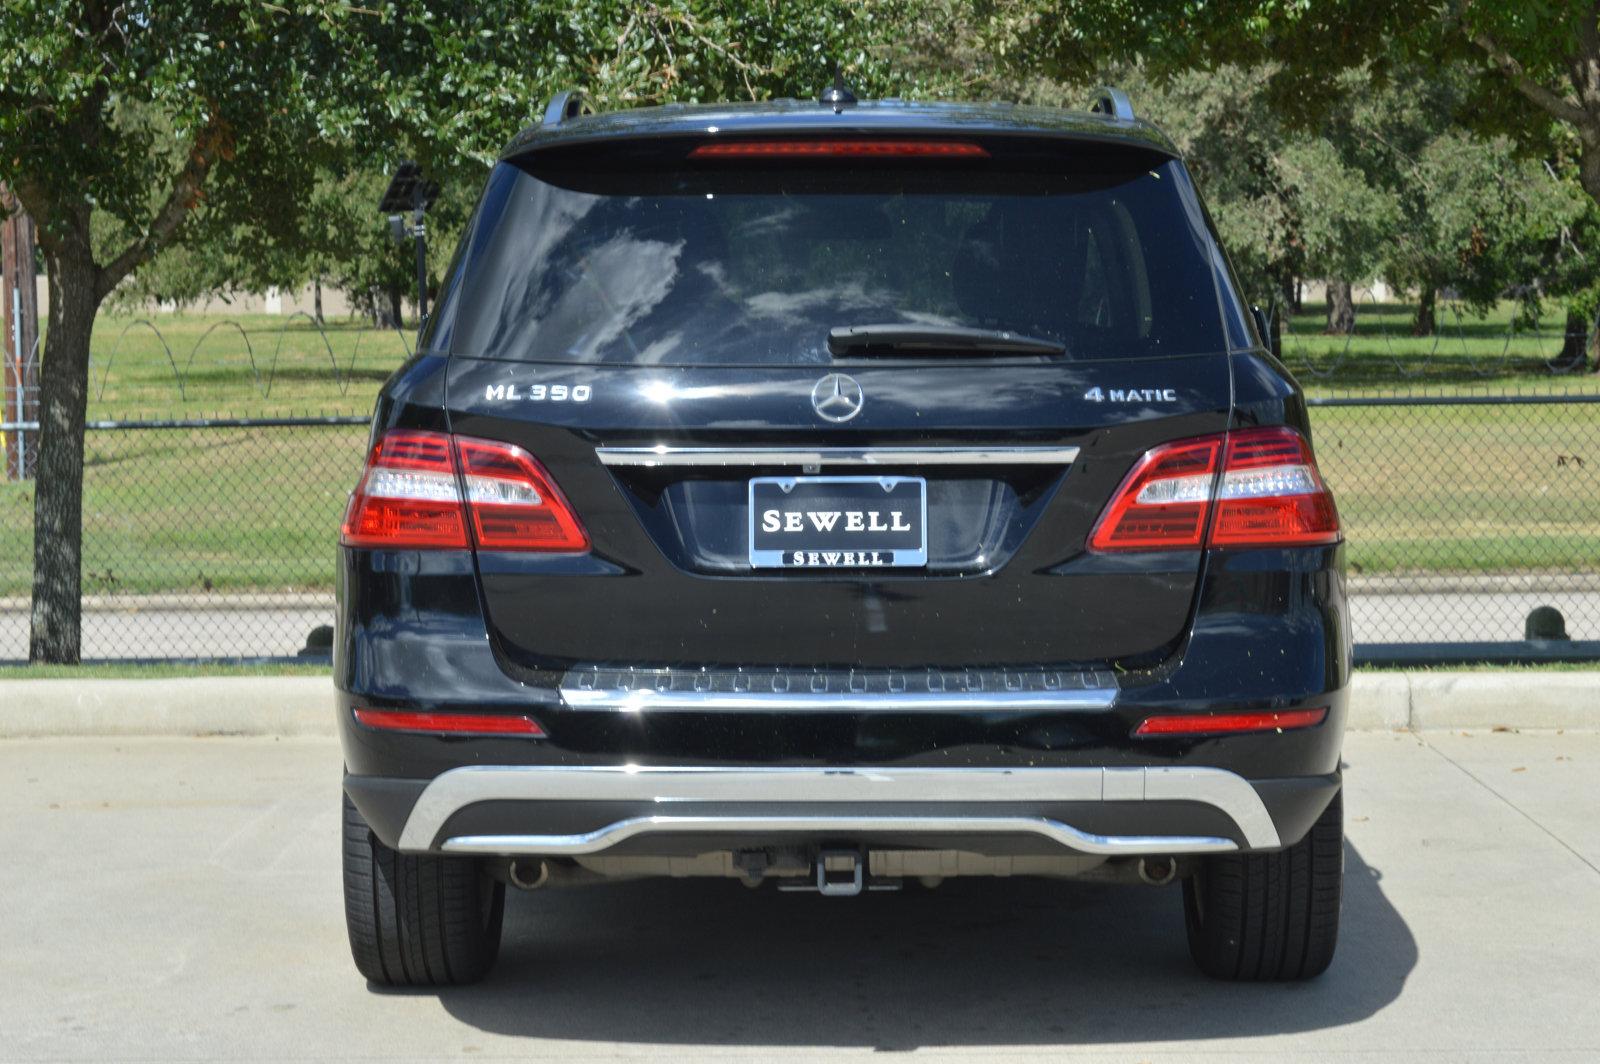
1;183;41;481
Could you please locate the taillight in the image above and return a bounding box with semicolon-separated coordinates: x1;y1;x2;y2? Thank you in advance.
1089;427;1339;552
689;140;989;159
455;436;590;551
1210;429;1341;547
1087;438;1220;551
341;430;589;553
340;431;468;549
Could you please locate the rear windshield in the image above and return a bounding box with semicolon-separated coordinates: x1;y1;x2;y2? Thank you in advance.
441;146;1232;365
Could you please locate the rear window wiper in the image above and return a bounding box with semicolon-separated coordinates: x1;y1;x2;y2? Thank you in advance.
827;323;1067;358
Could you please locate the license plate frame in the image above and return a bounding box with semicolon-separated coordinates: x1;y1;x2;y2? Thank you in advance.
748;475;928;569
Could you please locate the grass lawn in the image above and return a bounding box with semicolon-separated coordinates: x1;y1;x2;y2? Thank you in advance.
81;312;412;420
1312;401;1599;575
1283;299;1598;396
1;421;366;595
0;304;1596;595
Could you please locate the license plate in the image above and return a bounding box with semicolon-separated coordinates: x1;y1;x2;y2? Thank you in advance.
749;476;927;568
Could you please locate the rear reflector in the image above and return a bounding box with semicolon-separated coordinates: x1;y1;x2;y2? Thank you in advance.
341;430;589;552
1089;427;1340;551
689;140;989;159
353;708;546;737
1133;707;1328;737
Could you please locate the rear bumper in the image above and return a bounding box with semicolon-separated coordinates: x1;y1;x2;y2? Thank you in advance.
346;764;1340;858
336;544;1350;859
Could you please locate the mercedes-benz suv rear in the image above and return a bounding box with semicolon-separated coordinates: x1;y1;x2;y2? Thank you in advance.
336;87;1349;986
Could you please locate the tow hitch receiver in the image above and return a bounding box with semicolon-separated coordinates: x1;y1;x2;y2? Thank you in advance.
778;849;901;896
816;849;863;896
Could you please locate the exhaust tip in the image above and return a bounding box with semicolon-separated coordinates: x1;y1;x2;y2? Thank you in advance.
508;859;549;891
1138;857;1177;886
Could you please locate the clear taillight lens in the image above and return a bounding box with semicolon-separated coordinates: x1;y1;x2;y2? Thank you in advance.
1089;427;1339;552
340;430;589;552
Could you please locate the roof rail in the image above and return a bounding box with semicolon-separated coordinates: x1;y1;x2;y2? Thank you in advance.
542;89;592;128
1088;87;1135;122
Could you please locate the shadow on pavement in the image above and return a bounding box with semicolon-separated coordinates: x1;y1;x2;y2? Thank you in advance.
432;842;1413;1049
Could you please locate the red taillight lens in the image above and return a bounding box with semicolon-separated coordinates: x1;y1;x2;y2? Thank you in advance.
456;436;590;552
353;708;545;737
689;139;989;159
1088;438;1221;551
1210;429;1341;547
1089;427;1339;552
340;431;469;549
1133;707;1328;737
340;430;589;553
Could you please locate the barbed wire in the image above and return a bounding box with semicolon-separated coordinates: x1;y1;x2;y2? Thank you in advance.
62;315;419;404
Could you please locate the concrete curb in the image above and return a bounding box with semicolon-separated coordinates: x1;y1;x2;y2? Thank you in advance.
0;672;1593;738
0;678;334;738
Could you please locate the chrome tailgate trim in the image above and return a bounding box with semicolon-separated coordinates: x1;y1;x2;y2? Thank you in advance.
595;445;1080;468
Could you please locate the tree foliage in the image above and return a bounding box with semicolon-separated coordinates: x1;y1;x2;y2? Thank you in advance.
979;1;1600;197
0;0;934;662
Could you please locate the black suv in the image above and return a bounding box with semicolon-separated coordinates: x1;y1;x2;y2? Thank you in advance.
336;86;1348;986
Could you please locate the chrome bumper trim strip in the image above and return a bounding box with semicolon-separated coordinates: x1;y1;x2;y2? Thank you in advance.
594;445;1080;468
397;765;1281;853
559;666;1119;713
439;817;1239;857
559;687;1118;712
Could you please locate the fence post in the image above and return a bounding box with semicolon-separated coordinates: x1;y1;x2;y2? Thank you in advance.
1;183;40;481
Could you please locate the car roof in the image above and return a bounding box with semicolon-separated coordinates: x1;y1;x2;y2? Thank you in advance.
501;97;1180;161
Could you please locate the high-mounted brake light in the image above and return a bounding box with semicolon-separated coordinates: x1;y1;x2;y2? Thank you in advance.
341;430;589;552
689;140;989;159
353;708;546;737
1089;427;1339;552
1133;707;1328;737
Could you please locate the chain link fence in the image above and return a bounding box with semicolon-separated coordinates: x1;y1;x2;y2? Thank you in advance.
1;308;1597;662
1310;393;1599;648
2;417;368;659
2;393;1596;662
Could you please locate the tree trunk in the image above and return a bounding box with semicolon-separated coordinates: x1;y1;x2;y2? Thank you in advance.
29;233;101;664
1412;287;1437;336
1553;309;1592;372
387;284;404;330
313;277;324;326
1324;280;1355;335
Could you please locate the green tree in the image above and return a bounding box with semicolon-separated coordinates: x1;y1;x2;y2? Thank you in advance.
975;1;1600;343
0;0;928;662
0;2;537;662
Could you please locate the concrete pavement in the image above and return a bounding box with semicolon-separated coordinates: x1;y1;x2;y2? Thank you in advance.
2;730;1598;1062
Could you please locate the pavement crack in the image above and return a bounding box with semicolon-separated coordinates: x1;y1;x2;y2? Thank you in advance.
1418;734;1600;881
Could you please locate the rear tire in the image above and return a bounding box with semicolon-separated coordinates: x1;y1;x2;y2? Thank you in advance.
1182;788;1342;981
342;792;505;986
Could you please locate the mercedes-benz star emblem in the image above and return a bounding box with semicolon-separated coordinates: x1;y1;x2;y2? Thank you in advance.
811;373;864;423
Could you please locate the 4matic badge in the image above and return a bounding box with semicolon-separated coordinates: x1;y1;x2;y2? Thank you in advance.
1083;387;1177;403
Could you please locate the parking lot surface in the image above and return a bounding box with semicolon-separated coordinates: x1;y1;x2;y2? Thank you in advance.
3;730;1598;1062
